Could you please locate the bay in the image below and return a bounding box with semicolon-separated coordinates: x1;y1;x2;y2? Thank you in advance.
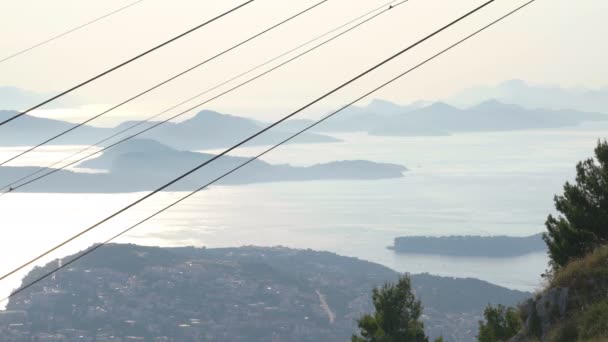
1;122;606;301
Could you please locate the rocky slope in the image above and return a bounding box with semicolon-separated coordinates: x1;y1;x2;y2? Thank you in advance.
510;245;608;341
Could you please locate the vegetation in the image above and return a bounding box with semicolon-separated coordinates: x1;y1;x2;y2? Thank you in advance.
6;245;526;341
476;304;521;342
476;141;608;341
542;245;608;341
352;276;428;342
544;140;608;270
577;299;608;340
550;244;608;290
514;142;608;341
529;245;608;341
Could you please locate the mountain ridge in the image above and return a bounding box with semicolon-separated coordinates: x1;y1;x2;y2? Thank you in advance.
449;79;608;113
309;99;608;136
0;109;339;148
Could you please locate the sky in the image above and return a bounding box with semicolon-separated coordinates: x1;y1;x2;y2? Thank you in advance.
0;0;606;125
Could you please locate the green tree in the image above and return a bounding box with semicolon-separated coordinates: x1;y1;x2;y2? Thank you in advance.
544;140;608;270
352;275;428;342
477;304;521;342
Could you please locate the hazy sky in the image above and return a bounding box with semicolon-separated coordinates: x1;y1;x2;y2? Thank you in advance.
0;0;606;124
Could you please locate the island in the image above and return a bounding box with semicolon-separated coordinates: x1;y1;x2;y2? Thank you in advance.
0;139;407;193
389;234;547;257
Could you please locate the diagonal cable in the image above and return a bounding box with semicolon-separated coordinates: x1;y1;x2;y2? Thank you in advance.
0;0;329;167
0;0;496;284
2;0;538;302
1;0;407;194
0;0;255;128
0;0;147;64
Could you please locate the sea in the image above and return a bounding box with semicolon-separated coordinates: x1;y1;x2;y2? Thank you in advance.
1;122;607;304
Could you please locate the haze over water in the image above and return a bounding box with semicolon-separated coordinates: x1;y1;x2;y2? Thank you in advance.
1;121;606;301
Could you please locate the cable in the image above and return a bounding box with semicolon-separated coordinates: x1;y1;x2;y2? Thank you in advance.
2;0;538;302
0;0;496;284
0;0;255;128
0;0;406;195
0;0;330;167
0;0;408;197
0;0;147;64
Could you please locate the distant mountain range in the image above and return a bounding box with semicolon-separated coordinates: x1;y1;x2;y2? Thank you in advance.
0;109;109;146
4;244;530;341
3;81;606;148
0;86;81;110
0;109;339;148
0;139;407;193
448;79;608;113
300;99;608;136
115;110;340;150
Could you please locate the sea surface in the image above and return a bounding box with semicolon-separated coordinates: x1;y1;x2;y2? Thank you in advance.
1;122;607;302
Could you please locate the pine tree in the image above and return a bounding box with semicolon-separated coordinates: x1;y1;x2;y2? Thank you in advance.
352;275;428;342
477;304;521;342
544;140;608;269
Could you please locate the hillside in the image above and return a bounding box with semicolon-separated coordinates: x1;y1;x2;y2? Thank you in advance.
510;245;608;341
1;245;530;342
